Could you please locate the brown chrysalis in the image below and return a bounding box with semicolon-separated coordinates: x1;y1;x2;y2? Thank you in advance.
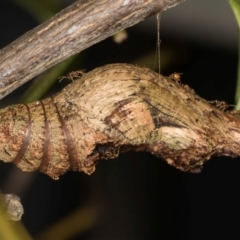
0;64;239;179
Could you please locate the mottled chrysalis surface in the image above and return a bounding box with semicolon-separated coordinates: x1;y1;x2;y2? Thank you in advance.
0;64;240;179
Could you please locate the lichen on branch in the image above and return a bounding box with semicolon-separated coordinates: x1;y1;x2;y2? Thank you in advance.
0;64;239;179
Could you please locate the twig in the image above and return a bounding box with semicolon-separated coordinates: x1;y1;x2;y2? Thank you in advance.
1;194;24;221
0;0;185;100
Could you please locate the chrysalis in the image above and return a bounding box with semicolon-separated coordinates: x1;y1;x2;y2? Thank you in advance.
0;64;236;179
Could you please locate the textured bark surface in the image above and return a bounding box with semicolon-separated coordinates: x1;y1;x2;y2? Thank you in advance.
0;0;185;100
0;64;240;179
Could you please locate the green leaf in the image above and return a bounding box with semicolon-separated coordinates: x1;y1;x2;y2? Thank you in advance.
20;56;78;103
229;0;240;109
229;0;240;27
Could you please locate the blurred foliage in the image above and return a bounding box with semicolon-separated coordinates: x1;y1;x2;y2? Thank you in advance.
9;0;79;103
229;0;240;109
36;206;98;240
20;56;77;103
0;193;32;240
10;0;58;22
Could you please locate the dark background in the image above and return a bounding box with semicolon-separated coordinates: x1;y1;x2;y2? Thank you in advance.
0;0;239;239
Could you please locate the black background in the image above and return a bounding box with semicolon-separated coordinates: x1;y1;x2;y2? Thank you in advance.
0;0;239;239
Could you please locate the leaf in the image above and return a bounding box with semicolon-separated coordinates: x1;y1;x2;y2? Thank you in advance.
229;0;240;109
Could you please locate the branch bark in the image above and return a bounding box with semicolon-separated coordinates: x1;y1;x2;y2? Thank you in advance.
0;0;185;100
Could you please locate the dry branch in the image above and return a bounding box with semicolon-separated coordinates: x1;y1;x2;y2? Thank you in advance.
0;64;240;179
0;0;185;100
